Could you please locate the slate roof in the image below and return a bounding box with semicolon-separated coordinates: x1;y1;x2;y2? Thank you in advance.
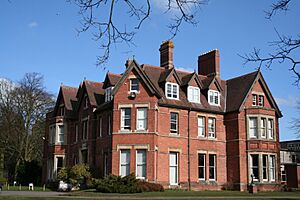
52;59;281;117
60;86;78;111
225;71;258;113
84;80;104;107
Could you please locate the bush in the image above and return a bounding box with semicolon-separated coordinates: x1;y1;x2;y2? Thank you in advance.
57;164;91;189
137;181;164;192
94;174;140;193
93;174;164;193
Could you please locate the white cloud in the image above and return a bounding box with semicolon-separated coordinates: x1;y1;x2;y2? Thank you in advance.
275;96;298;107
152;0;180;13
28;21;38;28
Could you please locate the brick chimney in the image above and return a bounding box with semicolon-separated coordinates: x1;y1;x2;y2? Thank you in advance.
198;49;220;78
159;40;174;69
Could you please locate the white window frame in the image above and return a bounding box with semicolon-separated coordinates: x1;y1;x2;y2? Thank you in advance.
170;112;178;134
252;94;257;106
121;108;131;131
136;150;147;179
136;108;147;131
262;154;268;181
130;79;139;92
169;152;178;185
120;150;130;177
57;124;64;144
249;117;258;138
198;154;205;180
208;117;216;138
188;86;200;103
268;119;274;139
208;154;216;181
208;90;220;106
250;154;259;181
269;155;276;181
165;82;179;100
260;118;266;139
105;87;114;102
198;116;205;137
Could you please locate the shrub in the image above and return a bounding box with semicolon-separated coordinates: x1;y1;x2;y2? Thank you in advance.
46;180;59;191
94;174;141;193
57;164;91;189
93;174;164;193
137;181;164;192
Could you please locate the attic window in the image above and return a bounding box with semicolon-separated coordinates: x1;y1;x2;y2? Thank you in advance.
130;79;139;92
165;82;179;100
188;86;200;103
258;95;264;107
208;90;220;106
105;87;113;102
252;94;257;106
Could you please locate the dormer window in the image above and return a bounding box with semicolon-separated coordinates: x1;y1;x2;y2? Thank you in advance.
130;79;139;92
166;82;179;100
188;86;200;103
208;90;220;106
105;87;113;102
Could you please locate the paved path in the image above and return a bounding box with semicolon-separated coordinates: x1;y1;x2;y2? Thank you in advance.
1;191;300;199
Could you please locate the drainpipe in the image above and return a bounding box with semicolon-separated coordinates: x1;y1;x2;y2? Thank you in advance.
187;108;191;191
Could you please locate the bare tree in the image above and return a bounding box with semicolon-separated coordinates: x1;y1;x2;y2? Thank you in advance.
0;74;54;180
240;0;300;85
72;0;207;65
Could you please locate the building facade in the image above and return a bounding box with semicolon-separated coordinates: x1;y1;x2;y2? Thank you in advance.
280;140;300;188
42;40;282;191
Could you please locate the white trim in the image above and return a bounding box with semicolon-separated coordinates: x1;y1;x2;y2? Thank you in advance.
169;152;178;185
208;90;220;106
187;86;200;103
136;149;147;179
136;107;147;131
165;82;179;100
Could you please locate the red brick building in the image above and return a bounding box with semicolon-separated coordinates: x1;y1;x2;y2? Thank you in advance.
43;40;282;191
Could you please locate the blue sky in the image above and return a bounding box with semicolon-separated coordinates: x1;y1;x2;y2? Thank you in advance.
0;0;299;141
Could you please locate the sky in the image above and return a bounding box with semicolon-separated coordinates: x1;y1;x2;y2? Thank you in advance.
0;0;299;141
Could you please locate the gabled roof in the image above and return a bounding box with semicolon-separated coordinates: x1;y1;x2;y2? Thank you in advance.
84;80;104;107
112;59;162;98
75;80;104;111
53;85;78;115
103;73;122;88
158;67;182;85
178;71;203;88
226;70;282;117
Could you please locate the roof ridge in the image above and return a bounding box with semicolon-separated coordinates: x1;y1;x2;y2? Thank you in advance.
226;70;258;82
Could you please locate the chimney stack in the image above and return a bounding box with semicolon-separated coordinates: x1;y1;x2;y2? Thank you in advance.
198;49;220;78
159;40;174;69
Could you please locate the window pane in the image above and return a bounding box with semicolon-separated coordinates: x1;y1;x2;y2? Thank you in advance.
131;79;139;91
249;118;257;138
136;150;146;178
120;150;130;177
251;155;259;180
209;154;216;180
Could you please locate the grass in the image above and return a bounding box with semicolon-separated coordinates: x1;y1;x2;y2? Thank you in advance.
0;188;300;200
